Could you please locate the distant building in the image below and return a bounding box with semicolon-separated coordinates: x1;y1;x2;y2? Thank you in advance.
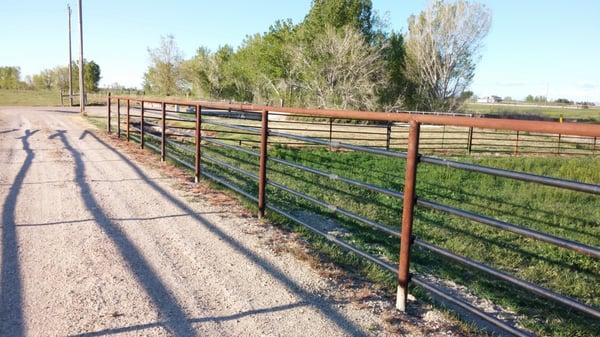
477;95;503;103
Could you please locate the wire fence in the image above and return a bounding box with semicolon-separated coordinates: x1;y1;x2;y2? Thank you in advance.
106;95;600;337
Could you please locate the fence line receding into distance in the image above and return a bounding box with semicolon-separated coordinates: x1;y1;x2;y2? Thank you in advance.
106;94;600;337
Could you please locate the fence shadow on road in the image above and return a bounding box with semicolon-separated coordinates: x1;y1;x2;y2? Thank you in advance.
40;109;81;115
53;129;371;337
68;301;309;337
1;129;39;337
0;128;19;134
49;129;199;337
13;211;227;228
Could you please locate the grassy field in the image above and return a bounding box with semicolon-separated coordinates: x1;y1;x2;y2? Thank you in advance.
0;89;63;106
465;102;600;123
0;89;105;106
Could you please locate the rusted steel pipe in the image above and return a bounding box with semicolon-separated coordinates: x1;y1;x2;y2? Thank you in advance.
107;93;111;133
126;99;130;142
140;101;145;149
117;98;121;138
397;120;420;311
195;104;202;183
257;110;269;218
161;102;166;161
109;95;600;138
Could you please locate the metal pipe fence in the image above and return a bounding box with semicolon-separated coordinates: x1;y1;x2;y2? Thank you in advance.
107;95;600;337
111;100;599;156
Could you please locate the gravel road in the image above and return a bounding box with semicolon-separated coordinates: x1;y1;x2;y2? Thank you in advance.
0;107;462;337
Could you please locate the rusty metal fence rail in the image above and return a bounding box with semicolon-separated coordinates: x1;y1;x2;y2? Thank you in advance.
106;94;599;156
106;94;600;337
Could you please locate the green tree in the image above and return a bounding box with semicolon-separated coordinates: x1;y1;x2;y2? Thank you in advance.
83;60;101;92
32;69;54;89
301;0;375;40
28;60;101;92
231;20;297;105
143;35;184;96
178;0;414;111
0;66;23;89
378;32;415;110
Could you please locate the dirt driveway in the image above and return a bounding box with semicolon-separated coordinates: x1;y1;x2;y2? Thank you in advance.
0;107;462;337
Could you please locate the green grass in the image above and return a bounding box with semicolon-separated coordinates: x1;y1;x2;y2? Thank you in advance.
465;102;600;123
0;89;105;106
194;143;600;337
95;114;600;336
0;89;63;106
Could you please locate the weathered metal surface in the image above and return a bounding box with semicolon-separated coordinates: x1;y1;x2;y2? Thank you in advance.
110;95;600;138
258;110;268;218
397;121;420;311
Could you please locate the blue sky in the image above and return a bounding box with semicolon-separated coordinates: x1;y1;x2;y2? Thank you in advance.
1;0;599;102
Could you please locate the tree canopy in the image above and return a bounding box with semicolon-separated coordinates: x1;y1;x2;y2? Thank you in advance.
142;0;491;112
404;0;491;111
1;61;101;92
0;67;23;89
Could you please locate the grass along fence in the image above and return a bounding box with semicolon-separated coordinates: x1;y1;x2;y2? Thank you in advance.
105;95;600;337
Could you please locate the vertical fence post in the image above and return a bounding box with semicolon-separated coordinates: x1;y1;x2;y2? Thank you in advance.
329;118;333;147
258;110;269;218
126;99;130;142
515;131;520;155
195;104;202;183
161;102;166;161
441;125;446;150
117;98;121;139
386;122;392;151
557;134;561;155
397;120;420;312
594;137;597;154
467;126;473;155
140;101;145;149
107;92;111;133
60;90;64;106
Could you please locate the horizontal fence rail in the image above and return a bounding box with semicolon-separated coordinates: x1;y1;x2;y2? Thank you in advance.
107;95;600;337
107;95;600;157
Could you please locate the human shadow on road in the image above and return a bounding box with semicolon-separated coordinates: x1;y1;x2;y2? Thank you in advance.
49;130;199;337
1;129;39;337
76;129;371;337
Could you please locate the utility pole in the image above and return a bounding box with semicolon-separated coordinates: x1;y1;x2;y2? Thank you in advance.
67;4;73;107
77;0;85;114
